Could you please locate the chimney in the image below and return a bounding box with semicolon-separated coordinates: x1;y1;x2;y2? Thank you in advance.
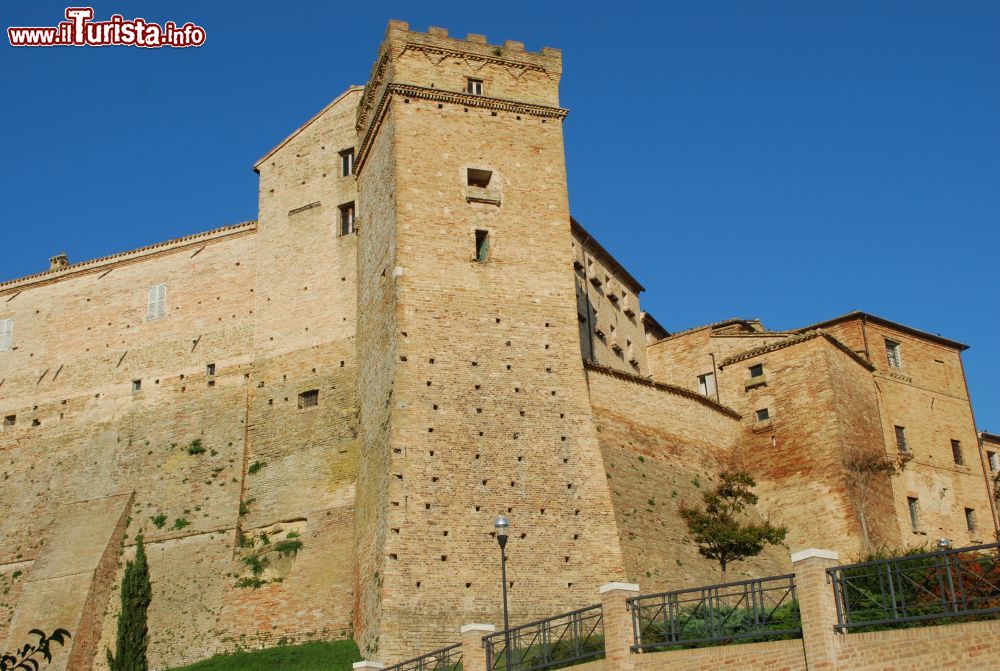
49;253;70;271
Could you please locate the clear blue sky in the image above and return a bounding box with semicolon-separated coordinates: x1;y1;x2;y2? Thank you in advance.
2;1;997;429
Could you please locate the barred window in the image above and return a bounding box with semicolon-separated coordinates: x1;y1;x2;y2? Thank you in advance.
894;425;908;453
951;439;964;466
885;339;902;368
907;497;920;531
298;389;319;409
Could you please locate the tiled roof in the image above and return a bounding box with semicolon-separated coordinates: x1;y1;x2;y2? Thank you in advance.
584;360;742;419
0;220;257;292
794;311;968;351
653;317;761;342
719;329;875;371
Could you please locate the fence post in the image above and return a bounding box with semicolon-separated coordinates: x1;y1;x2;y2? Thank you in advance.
791;548;841;671
460;623;496;671
599;582;640;671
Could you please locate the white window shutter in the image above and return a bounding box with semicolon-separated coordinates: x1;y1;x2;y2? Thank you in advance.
157;284;167;318
0;319;12;351
146;286;157;320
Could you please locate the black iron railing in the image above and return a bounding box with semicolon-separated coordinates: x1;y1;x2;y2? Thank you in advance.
384;643;463;671
483;604;604;671
627;574;801;651
827;542;1000;631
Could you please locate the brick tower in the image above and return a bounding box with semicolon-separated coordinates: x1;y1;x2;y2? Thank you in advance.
353;21;627;660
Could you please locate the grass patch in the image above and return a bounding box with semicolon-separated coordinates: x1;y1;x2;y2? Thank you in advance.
165;639;361;671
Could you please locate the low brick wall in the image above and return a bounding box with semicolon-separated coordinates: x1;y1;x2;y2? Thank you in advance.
633;639;806;671
837;619;1000;670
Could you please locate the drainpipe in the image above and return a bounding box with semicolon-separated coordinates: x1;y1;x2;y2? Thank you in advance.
710;352;721;404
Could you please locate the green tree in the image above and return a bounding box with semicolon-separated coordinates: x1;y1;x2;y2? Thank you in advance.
107;533;152;671
843;447;904;553
680;471;787;582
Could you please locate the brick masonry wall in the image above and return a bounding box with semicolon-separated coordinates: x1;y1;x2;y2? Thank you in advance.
633;639;807;671
354;24;627;662
585;366;790;588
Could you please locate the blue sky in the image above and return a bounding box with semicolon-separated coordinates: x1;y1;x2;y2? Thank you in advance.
2;1;998;429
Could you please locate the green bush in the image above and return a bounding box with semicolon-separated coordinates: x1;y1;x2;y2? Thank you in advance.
186;439;206;455
164;639;361;671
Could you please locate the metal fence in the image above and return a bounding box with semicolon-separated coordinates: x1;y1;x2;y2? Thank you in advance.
483;604;604;671
626;574;801;651
384;643;463;671
827;542;1000;631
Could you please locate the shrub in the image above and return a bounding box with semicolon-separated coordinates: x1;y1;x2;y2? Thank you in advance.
186;439;206;455
150;514;167;529
172;518;190;530
248;460;267;475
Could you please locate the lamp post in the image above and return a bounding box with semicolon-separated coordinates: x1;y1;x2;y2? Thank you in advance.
494;515;512;671
937;538;953;551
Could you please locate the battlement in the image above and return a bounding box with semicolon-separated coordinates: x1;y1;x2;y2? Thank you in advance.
384;19;562;65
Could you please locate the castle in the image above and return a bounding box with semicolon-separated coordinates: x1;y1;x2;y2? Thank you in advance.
1;21;996;671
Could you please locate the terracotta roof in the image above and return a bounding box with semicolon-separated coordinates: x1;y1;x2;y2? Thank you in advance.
980;432;1000;445
653;317;762;342
570;217;645;293
584;360;742;420
794;311;968;351
719;329;875;371
0;220;257;292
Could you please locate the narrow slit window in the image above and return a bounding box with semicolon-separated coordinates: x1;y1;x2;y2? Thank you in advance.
339;202;356;236
298;389;319;409
951;439;964;465
475;229;490;262
0;318;13;352
467;168;492;188
965;508;976;533
467;78;483;96
894;425;908;453
340;148;355;177
146;284;167;320
907;497;920;531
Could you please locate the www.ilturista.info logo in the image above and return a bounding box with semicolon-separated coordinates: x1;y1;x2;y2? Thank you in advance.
8;7;206;48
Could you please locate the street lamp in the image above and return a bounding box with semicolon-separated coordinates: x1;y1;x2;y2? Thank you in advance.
494;515;512;671
937;538;953;551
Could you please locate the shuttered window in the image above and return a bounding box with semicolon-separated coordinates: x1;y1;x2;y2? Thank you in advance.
0;318;13;352
146;284;167;320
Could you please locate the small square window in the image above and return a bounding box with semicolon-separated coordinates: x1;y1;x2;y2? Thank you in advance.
475;230;490;262
339;202;356;236
951;439;964;466
965;508;976;533
749;364;764;378
3;415;14;427
467;78;483;95
894;425;908;453
467;168;492;188
885;339;902;368
907;497;920;531
755;408;770;422
298;389;319;409
340;148;355;177
132;380;142;393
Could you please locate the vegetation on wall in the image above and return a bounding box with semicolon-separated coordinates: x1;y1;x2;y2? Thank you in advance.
107;534;152;671
680;471;787;582
843;447;906;553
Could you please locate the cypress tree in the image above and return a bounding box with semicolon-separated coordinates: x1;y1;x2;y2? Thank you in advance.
107;533;151;671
